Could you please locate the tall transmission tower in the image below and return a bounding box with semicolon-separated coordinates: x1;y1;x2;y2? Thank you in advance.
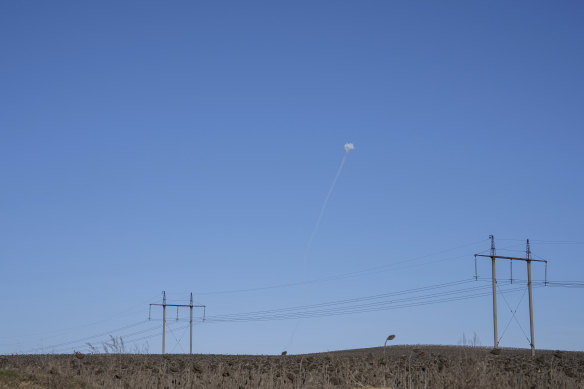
149;291;206;354
474;236;548;356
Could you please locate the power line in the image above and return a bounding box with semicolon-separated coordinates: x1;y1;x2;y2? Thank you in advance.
193;239;489;296
497;239;584;245
43;318;191;355
205;286;534;323
207;279;477;319
23;320;151;354
0;294;161;342
475;277;584;288
121;324;190;351
204;281;530;323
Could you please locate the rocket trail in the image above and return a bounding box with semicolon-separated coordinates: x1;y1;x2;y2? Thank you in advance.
304;152;348;255
290;143;354;350
304;142;354;264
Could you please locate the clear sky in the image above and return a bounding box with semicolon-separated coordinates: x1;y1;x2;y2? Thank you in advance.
1;1;583;355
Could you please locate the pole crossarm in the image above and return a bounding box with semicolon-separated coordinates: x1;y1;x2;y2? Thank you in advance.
474;254;547;263
150;304;206;308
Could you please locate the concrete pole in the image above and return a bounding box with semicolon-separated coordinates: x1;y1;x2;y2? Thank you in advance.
190;306;193;355
527;260;535;357
162;305;166;354
492;257;498;349
190;292;193;355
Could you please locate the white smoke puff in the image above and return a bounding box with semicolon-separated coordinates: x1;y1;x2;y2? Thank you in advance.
344;143;354;153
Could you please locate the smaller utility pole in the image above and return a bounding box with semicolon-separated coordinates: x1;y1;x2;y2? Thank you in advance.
489;235;498;349
150;292;206;354
162;291;166;354
190;293;194;355
526;240;535;357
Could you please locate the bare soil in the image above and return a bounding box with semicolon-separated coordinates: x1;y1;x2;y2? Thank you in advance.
1;346;583;388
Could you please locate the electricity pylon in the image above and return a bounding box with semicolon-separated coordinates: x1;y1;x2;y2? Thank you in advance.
474;236;547;356
149;291;206;354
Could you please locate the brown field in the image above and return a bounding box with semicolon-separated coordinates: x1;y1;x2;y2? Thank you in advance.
1;345;583;388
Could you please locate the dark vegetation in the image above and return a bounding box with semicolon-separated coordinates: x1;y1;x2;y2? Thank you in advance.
1;345;583;388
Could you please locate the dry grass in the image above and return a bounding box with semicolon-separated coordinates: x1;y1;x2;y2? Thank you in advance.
1;345;583;388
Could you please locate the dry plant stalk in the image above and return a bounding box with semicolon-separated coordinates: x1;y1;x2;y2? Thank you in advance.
0;345;582;389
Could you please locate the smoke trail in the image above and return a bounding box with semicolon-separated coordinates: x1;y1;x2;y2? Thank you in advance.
289;144;354;350
304;143;354;268
304;152;348;255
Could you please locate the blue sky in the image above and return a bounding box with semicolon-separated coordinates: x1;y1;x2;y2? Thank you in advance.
1;1;583;355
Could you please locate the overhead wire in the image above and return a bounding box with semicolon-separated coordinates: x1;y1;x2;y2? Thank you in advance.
204;280;531;323
45;320;185;355
497;239;584;245
0;293;162;342
207;279;477;320
121;324;190;351
205;286;534;323
476;277;584;288
23;320;152;354
191;239;490;296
